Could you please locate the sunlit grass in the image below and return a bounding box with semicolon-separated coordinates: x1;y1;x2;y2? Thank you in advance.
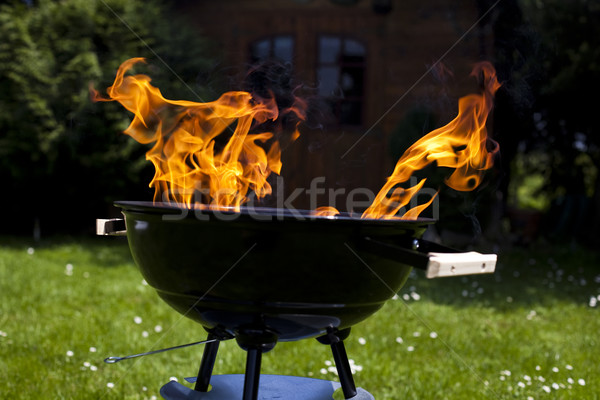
0;236;598;399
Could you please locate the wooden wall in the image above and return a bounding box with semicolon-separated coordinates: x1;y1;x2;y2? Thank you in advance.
175;0;489;211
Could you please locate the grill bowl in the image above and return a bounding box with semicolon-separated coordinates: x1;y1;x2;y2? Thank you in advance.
116;201;434;341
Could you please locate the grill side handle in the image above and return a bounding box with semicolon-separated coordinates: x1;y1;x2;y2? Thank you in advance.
359;237;496;279
96;218;127;236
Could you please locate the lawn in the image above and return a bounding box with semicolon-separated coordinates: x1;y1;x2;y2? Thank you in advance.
0;235;598;399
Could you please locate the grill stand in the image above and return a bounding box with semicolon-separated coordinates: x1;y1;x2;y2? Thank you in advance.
194;334;220;392
316;328;357;399
165;328;372;400
235;328;278;400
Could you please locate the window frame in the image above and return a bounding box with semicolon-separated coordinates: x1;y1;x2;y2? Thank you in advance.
316;34;367;128
249;34;295;66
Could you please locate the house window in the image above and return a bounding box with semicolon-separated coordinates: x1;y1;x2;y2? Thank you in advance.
250;35;294;64
317;35;366;126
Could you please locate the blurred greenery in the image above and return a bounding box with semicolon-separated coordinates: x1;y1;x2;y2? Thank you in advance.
510;0;600;241
0;0;217;235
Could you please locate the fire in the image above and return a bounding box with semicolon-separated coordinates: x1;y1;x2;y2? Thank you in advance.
94;58;499;220
312;206;341;217
91;58;305;209
361;62;500;220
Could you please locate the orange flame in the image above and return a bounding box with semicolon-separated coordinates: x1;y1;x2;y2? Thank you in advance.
312;206;341;217
362;62;500;220
94;59;499;219
92;58;305;209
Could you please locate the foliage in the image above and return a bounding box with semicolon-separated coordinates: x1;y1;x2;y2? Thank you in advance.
470;0;600;242
515;1;600;211
0;0;217;234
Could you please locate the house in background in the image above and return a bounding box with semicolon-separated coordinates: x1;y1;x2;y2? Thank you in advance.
175;0;491;211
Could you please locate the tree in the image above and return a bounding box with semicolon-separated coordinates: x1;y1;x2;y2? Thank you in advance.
517;0;600;242
0;0;217;235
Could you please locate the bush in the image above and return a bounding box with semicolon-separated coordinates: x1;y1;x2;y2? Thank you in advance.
0;0;217;235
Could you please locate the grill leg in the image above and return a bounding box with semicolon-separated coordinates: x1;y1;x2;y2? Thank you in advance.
243;348;262;400
331;339;357;399
194;334;219;392
235;328;278;400
317;328;357;399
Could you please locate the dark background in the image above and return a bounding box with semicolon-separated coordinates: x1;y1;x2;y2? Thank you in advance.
1;0;598;248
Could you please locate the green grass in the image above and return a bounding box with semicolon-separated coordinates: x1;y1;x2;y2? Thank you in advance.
1;236;599;399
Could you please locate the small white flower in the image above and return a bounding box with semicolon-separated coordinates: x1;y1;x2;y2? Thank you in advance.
407;346;414;352
551;382;559;390
83;361;91;368
327;366;337;374
27;247;34;255
90;365;98;371
358;337;366;345
0;331;7;337
506;296;513;303
65;264;74;276
89;347;97;353
590;297;598;307
578;379;586;386
542;385;551;393
392;294;399;300
429;332;438;339
552;367;559;373
500;370;511;376
410;292;421;301
402;294;410;301
66;350;74;357
535;365;541;371
527;397;534;400
142;386;148;391
133;316;142;324
565;364;573;370
518;382;525;388
412;331;421;337
141;279;148;286
324;360;332;366
106;382;115;389
142;331;149;338
169;377;178;382
538;376;546;382
395;337;403;344
499;376;506;381
523;375;531;381
319;368;327;375
567;378;574;384
154;325;163;333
